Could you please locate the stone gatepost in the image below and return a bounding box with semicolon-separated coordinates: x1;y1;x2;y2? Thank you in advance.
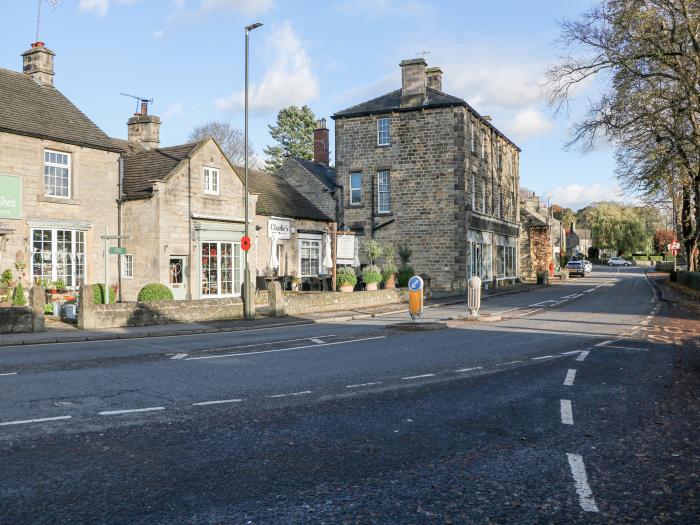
78;284;96;330
268;281;286;317
30;285;45;332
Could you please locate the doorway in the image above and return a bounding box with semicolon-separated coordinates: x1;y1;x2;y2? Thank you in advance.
169;256;187;300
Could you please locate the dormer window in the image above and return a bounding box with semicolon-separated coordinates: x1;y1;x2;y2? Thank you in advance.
203;167;219;195
377;117;390;146
44;150;71;198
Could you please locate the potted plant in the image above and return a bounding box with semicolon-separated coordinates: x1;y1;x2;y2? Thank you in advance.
336;267;357;292
362;265;382;291
382;263;398;289
54;279;67;293
291;274;302;291
559;267;570;281
361;239;383;265
396;244;415;287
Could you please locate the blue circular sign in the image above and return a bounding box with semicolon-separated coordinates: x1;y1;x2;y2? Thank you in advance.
408;276;422;292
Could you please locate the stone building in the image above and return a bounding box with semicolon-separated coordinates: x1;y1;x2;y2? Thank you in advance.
275;119;341;225
0;43;121;292
519;195;565;280
566;223;592;259
333;59;521;292
118;109;332;301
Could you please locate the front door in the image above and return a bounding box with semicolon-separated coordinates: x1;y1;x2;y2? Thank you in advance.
169;256;187;300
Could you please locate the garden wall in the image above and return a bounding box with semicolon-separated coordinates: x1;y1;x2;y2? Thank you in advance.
0;286;45;334
279;289;407;316
674;271;700;291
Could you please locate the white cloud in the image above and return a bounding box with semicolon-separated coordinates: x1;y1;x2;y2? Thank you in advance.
79;0;138;17
200;0;273;14
153;29;165;38
215;21;319;114
548;183;624;211
506;108;555;140
162;103;183;121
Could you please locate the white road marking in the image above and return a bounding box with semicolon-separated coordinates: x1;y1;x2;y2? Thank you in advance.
99;407;165;416
401;373;436;380
345;382;382;389
0;372;18;376
455;366;483;373
561;350;582;356
503;360;524;364
309;338;325;344
594;340;612;347
603;345;649;352
560;399;574;425
530;300;557;307
566;453;600;512
564;369;577;386
585;288;596;293
268;390;311;398
549;300;567;306
203;334;338;353
171;353;188;360
0;415;72;426
514;308;543;318
532;355;555;360
192;399;242;406
186;336;387;361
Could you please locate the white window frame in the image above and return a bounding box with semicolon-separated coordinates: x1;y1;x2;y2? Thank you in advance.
470;120;475;153
377;170;390;214
350;172;363;205
377;117;390;146
495;187;501;218
471;173;476;210
200;241;242;297
44;149;71;199
203;167;220;195
122;254;134;279
298;236;322;277
480;130;485;159
480;179;486;213
30;228;85;289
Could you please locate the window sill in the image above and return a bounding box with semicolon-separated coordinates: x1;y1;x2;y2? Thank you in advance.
348;204;364;208
203;192;221;197
376;144;391;148
375;212;393;217
38;195;79;205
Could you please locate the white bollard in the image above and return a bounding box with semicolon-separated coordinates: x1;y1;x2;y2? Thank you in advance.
468;276;481;318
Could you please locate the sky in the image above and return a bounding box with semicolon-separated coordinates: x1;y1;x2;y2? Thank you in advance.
1;0;621;211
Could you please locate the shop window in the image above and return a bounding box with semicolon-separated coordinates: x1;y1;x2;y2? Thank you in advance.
201;241;241;297
31;228;85;288
300;238;321;276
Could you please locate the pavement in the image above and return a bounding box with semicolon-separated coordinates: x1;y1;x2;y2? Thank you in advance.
1;266;699;523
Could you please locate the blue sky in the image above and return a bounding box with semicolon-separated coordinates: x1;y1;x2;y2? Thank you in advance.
1;0;620;210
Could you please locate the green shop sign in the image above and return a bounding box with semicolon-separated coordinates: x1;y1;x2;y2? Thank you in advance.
0;175;21;220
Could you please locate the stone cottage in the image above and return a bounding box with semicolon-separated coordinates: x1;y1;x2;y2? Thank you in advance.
275;118;341;225
519;195;565;280
0;42;120;293
566;223;592;259
118;108;332;301
333;59;521;292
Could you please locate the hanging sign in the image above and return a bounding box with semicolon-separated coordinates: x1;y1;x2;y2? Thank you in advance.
268;218;291;240
0;175;21;220
336;234;355;265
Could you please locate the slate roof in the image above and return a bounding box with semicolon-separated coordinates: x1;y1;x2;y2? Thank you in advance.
333;86;520;151
0;67;119;152
122;143;198;198
290;157;336;189
521;206;549;227
233;166;332;222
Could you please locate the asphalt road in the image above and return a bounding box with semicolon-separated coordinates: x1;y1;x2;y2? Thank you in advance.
1;266;698;524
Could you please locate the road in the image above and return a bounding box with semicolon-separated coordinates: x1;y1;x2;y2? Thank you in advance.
1;266;698;523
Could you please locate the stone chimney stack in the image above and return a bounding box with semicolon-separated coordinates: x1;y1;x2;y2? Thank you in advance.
426;67;443;91
127;103;161;151
22;42;55;86
313;118;329;166
400;58;427;107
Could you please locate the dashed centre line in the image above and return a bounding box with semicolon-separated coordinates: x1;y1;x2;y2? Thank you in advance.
345;382;382;389
402;374;436;380
576;350;590;362
0;372;18;377
594;340;612;347
99;407;165;416
564;369;577;386
566;453;600;512
560;399;574;425
268;390;311;398
192;399;242;406
0;415;72;426
456;366;483;373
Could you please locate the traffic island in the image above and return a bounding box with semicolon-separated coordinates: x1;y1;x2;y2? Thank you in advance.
447;315;503;324
387;321;447;331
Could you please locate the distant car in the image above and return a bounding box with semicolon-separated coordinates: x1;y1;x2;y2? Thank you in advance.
608;257;631;267
566;260;587;277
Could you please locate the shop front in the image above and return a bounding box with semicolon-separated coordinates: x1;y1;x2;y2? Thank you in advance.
193;220;244;299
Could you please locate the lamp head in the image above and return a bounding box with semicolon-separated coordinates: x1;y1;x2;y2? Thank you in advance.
246;22;263;31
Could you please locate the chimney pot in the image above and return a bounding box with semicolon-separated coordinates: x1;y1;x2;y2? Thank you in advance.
140;100;148;116
399;58;427;108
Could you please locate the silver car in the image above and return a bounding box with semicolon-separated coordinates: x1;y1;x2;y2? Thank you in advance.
608;256;631;267
566;260;587;277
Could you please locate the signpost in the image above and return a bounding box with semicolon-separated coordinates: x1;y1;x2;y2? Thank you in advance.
668;241;681;271
109;247;127;256
408;275;424;321
101;228;131;305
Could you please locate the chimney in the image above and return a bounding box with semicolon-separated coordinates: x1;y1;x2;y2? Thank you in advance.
21;42;55;86
313;118;329;166
426;67;443;91
400;58;427;107
127;104;161;151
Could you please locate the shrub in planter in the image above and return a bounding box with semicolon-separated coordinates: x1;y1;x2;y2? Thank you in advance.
361;265;382;291
382;263;398;289
336;267;357;292
93;283;116;305
397;265;415;288
53;279;67;293
361;239;383;265
12;283;26;306
138;283;174;302
1;269;13;290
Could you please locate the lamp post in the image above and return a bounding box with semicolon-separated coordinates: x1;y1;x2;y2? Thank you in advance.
243;22;262;320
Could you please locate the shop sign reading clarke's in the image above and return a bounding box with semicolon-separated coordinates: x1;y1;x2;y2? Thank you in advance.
268;218;290;240
0;175;21;220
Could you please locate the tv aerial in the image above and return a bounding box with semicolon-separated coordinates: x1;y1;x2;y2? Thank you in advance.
120;92;154;115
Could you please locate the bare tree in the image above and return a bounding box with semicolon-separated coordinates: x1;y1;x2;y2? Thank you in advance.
188;120;257;167
546;0;700;269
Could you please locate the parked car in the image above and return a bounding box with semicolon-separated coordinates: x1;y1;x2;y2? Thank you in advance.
608;256;631;267
566;260;587;277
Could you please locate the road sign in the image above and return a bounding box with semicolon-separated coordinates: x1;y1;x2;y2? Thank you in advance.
109;247;127;255
668;241;681;251
408;275;423;321
241;235;252;252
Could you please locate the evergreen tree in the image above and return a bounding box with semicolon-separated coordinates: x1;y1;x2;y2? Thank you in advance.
263;105;316;172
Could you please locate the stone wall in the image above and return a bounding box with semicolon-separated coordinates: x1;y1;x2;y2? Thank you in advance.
0;286;45;333
281;289;406;316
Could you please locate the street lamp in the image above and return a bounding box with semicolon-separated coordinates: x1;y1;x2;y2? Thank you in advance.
243;21;262;320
